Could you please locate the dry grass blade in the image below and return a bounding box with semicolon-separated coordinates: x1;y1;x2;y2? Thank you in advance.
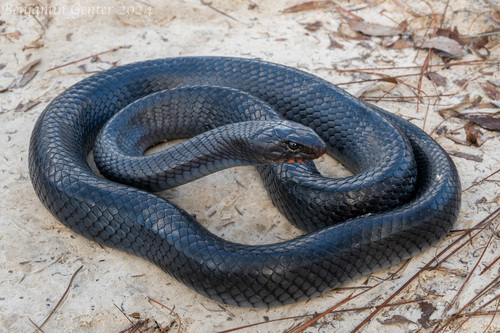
147;297;182;333
349;207;500;332
200;0;239;22
444;234;495;312
219;170;499;333
480;254;500;275
462;168;500;192
432;276;500;332
30;265;84;332
333;59;500;73
450;295;500;333
282;1;336;14
287;261;411;333
217;297;427;333
46;47;125;72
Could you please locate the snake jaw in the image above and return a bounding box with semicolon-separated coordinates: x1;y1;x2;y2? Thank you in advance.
251;120;326;164
289;142;327;163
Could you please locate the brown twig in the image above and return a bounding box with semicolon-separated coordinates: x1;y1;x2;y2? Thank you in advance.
200;0;239;22
480;254;500;276
46;47;125;72
287;261;411;333
483;297;500;333
440;0;450;28
218;297;427;333
350;207;500;332
332;59;500;73
451;295;500;333
114;303;134;324
29;318;44;333
30;265;84;332
433;276;500;332
444;234;495;312
462;168;500;193
147;297;182;333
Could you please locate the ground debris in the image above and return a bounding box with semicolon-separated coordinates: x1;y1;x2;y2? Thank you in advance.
380;314;414;325
446;150;483;162
420;36;463;58
14;100;41;113
282;1;336;14
347;19;403;37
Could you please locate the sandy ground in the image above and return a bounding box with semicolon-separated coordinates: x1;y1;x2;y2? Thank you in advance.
1;0;499;332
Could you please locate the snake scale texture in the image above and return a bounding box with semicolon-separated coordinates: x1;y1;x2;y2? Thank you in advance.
29;57;461;307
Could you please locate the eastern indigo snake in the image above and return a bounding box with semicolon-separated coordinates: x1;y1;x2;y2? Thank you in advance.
29;57;461;307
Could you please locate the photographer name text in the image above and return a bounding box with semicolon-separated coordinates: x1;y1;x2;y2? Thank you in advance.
1;3;152;18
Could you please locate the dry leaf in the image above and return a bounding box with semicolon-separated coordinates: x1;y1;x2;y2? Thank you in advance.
7;71;38;89
480;81;500;100
328;35;344;49
421;36;463;58
381;36;400;47
379;77;399;84
335;6;363;21
282;1;336;13
6;30;21;39
446;134;471;146
447;150;483;162
459;113;500;131
18;58;41;75
393;0;419;16
462;35;489;50
22;40;44;50
437;95;481;116
381;314;414;325
454;78;468;88
305;21;322;32
397;20;409;31
426;72;447;87
391;38;414;49
437;27;460;42
338;23;364;39
14;100;41;113
347;19;403;36
465;123;488;146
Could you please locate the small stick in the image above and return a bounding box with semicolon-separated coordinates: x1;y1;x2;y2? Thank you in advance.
433;276;500;332
351;207;500;333
480;254;500;276
450;295;500;333
114;303;134;324
445;234;494;312
462;168;500;193
288;261;411;333
30;265;84;331
218;297;427;333
200;0;239;22
29;318;44;333
333;59;500;72
46;47;125;72
147;297;182;333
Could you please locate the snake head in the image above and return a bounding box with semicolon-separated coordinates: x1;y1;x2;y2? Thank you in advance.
251;120;327;163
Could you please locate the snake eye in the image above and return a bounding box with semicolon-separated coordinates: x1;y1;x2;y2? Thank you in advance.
286;141;303;152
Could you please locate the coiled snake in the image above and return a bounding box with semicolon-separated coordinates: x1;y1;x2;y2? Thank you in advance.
29;57;461;307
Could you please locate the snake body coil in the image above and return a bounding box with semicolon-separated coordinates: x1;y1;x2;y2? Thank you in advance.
29;57;461;307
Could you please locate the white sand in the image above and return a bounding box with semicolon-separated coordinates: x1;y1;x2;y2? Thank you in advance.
1;0;499;332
